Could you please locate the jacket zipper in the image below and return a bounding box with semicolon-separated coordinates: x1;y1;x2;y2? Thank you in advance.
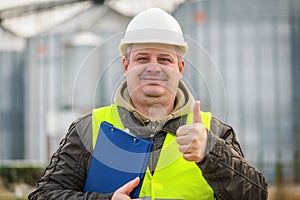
149;120;159;174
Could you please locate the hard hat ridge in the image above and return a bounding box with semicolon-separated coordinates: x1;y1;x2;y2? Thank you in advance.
119;8;188;56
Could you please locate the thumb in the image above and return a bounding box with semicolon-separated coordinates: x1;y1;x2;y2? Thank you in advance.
193;100;203;124
120;177;140;195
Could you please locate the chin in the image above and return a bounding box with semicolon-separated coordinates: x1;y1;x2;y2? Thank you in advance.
143;84;166;91
143;89;165;97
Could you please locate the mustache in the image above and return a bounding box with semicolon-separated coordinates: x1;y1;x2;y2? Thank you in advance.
139;72;168;81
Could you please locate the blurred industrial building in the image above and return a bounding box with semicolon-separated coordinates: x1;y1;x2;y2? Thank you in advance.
0;0;299;185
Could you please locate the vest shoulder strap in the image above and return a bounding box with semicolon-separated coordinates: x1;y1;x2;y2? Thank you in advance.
186;111;212;131
92;104;123;148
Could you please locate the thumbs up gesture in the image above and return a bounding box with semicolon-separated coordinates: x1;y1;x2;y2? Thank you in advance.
176;101;208;163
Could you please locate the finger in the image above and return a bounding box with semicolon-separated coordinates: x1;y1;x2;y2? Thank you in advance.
120;177;140;194
176;125;190;136
182;153;196;162
178;144;191;154
193;100;203;124
176;134;192;145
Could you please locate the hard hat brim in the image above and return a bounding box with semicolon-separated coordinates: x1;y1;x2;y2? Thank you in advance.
119;28;188;56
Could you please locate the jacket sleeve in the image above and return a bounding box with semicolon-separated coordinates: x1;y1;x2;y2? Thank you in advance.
198;117;268;200
28;115;113;200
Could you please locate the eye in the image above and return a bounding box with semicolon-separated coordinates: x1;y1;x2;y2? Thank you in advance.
159;57;172;63
136;57;149;63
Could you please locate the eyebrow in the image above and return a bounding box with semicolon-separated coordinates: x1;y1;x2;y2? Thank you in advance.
158;53;175;57
134;52;149;56
133;52;175;57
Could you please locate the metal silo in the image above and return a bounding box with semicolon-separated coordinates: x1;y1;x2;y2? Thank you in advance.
173;0;299;182
290;0;300;183
24;3;131;162
0;27;25;161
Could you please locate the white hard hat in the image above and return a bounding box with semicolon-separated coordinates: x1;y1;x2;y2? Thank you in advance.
119;8;188;56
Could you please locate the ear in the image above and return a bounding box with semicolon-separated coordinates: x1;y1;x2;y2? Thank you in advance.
122;57;129;75
179;59;185;75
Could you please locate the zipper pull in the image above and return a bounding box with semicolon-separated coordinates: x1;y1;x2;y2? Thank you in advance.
150;120;160;130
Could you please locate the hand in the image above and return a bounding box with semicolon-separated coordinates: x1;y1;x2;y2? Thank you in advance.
112;177;142;200
176;100;208;163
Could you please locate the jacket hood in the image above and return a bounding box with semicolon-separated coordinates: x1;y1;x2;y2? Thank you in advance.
114;80;195;123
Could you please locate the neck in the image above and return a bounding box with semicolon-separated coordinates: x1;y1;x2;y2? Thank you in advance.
131;97;175;121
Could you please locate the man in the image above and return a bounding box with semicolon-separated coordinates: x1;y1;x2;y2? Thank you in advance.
29;8;268;200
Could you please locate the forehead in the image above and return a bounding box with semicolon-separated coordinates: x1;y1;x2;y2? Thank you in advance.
130;43;177;56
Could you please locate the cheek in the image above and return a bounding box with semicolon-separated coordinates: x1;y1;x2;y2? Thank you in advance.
166;69;182;89
126;64;146;74
125;68;142;91
164;66;182;80
125;67;139;80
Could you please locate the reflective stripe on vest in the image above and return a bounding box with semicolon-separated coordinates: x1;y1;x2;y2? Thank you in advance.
92;104;214;200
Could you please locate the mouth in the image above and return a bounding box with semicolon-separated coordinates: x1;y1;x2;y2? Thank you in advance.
140;77;167;84
143;77;165;81
140;73;168;80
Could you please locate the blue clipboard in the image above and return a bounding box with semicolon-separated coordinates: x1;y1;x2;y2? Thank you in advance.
84;121;153;198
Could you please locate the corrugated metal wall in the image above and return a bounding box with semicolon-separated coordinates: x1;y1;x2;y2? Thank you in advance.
24;6;130;162
0;51;24;160
24;34;64;161
1;0;299;183
0;26;25;161
173;0;298;182
290;0;300;183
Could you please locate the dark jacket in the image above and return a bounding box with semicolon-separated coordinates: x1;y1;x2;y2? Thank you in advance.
29;81;268;199
28;107;268;200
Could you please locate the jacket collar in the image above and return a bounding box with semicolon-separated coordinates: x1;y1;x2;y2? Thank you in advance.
114;80;195;137
114;80;195;124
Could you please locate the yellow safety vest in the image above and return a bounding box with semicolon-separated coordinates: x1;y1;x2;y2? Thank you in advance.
92;104;214;200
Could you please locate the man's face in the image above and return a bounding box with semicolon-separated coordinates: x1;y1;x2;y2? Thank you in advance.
123;43;185;106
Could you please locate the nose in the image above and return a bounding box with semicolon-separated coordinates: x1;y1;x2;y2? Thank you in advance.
145;62;162;73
